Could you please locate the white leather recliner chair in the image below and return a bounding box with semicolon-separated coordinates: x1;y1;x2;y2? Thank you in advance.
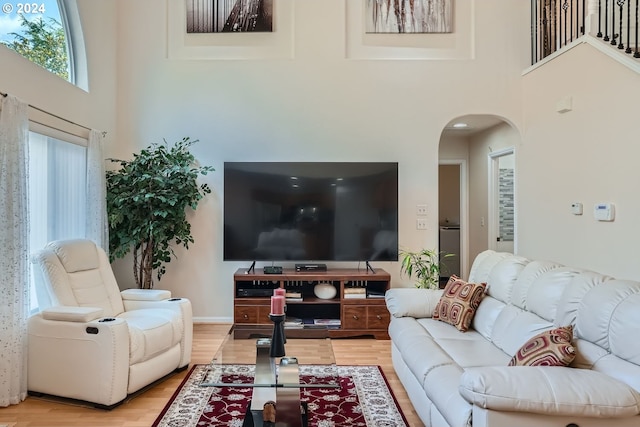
28;239;193;408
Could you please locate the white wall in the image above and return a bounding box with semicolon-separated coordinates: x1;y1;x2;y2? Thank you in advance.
6;1;638;321
0;0;529;319
468;123;520;262
520;42;640;279
10;1;638;321
107;0;530;320
439;135;470;162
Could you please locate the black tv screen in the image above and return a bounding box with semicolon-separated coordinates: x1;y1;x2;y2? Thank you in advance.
223;162;398;262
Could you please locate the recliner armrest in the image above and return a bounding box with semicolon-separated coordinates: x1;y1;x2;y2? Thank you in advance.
28;312;130;406
459;366;640;418
41;306;104;322
121;288;172;301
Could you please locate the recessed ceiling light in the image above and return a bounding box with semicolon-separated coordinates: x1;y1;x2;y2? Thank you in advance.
452;122;468;128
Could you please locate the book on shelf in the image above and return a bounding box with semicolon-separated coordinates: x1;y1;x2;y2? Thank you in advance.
313;318;341;329
366;290;386;298
285;291;303;302
367;289;385;298
285;291;302;298
314;318;341;325
284;317;303;328
343;293;367;299
298;318;340;329
344;287;366;294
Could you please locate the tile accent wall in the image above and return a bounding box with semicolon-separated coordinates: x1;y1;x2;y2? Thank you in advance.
499;168;514;242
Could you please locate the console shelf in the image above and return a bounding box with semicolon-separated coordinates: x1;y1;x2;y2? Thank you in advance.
233;268;391;339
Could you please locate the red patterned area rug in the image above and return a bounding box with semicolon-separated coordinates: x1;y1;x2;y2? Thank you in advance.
152;364;409;427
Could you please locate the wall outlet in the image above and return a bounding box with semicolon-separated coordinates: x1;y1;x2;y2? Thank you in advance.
416;204;428;216
416;218;428;230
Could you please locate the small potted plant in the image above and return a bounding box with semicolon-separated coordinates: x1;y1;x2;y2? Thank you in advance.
106;137;214;289
399;248;454;290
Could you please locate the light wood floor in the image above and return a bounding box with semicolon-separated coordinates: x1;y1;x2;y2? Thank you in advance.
0;324;424;427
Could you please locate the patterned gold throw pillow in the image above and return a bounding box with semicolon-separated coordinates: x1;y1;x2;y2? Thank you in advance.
433;275;487;332
508;325;576;367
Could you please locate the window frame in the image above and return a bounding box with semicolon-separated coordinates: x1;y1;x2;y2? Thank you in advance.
58;0;88;90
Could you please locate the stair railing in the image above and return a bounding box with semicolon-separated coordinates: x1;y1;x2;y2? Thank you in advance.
531;0;639;64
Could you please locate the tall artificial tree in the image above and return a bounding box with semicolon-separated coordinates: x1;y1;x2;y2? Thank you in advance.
106;137;214;289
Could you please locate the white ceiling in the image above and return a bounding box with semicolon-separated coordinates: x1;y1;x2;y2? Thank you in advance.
442;115;506;137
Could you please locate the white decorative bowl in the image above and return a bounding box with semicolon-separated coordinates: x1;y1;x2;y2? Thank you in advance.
313;282;337;299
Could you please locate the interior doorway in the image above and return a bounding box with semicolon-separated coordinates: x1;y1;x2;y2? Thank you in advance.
438;114;520;277
438;161;467;281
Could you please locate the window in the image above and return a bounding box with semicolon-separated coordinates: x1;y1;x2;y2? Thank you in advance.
28;129;87;311
0;0;87;90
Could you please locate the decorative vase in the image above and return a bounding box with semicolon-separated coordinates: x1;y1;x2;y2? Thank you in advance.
313;282;337;299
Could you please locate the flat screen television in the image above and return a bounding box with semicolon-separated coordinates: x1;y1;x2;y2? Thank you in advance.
223;162;398;263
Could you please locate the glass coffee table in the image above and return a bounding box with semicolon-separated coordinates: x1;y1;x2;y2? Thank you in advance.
200;325;338;427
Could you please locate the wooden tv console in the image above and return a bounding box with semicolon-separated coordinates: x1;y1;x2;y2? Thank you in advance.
233;268;391;339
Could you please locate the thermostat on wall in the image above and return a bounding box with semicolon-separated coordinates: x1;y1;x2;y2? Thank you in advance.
594;202;615;221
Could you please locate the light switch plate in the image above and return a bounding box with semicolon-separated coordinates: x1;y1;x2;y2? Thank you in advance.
571;202;583;215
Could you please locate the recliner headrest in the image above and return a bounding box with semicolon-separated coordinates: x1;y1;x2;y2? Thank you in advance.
48;239;100;273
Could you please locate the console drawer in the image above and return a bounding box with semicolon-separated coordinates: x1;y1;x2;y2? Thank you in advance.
342;306;367;329
367;306;390;329
235;304;270;324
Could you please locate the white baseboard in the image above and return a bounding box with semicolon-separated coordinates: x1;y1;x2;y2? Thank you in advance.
193;317;233;324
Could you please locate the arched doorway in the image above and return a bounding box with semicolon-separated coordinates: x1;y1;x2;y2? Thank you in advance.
438;114;520;278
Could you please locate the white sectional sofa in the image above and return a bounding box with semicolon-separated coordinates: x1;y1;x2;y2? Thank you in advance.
385;250;640;427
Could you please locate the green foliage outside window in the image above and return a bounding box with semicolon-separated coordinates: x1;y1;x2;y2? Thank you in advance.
1;14;69;81
106;137;214;289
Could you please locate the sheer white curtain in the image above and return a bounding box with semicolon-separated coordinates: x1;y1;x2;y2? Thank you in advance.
0;94;29;407
86;129;108;252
